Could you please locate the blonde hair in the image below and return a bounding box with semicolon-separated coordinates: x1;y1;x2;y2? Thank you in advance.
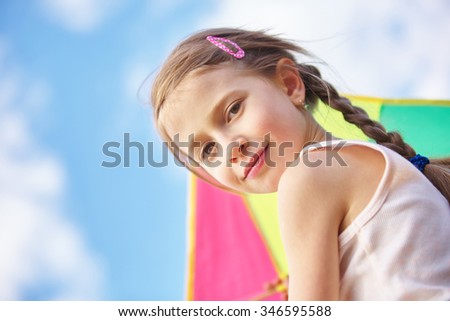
151;27;450;201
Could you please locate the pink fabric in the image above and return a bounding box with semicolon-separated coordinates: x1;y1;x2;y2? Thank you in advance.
193;179;279;300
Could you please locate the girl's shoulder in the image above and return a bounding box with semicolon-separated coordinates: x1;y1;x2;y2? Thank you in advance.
278;140;386;233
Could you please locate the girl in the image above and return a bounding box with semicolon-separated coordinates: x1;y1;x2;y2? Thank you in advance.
151;28;450;300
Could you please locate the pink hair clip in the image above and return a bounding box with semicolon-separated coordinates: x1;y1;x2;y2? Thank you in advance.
206;35;245;59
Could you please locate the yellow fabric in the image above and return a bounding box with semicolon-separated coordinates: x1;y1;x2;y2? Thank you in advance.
312;97;382;141
244;193;287;274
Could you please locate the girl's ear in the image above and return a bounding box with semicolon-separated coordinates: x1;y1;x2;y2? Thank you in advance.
275;58;306;107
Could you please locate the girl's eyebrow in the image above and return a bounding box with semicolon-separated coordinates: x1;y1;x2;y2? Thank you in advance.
187;89;242;153
207;89;238;122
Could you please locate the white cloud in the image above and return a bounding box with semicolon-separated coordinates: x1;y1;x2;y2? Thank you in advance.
39;0;125;32
196;0;450;99
0;42;104;299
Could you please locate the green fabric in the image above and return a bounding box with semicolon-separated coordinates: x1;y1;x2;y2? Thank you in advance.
380;104;450;158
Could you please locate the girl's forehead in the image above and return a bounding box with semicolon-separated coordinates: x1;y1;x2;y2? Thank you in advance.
161;66;247;129
164;63;266;107
160;71;215;129
157;70;217;142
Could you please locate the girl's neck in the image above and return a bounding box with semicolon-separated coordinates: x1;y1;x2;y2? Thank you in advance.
304;111;339;145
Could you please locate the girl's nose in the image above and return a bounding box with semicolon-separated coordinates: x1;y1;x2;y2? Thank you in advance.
229;138;247;163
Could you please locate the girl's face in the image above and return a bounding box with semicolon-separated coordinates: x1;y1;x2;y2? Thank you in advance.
160;62;317;193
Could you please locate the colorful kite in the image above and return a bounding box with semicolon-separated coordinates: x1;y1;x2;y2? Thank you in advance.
186;96;450;300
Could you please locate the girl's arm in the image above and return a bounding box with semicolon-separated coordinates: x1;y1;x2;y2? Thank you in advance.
277;149;350;300
278;145;385;300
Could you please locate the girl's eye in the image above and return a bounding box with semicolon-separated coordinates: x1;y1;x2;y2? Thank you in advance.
227;102;241;122
201;142;217;160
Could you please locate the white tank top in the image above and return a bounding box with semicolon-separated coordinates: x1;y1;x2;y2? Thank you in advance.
307;140;450;300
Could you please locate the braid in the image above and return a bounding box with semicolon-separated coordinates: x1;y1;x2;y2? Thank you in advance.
299;63;416;157
298;63;450;203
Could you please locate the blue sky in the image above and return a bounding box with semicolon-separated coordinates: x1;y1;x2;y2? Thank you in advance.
0;0;449;300
0;0;212;300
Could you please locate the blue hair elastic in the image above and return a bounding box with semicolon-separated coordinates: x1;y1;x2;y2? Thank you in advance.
409;154;430;172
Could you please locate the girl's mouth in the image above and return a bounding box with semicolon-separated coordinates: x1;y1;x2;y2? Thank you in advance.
244;146;267;179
